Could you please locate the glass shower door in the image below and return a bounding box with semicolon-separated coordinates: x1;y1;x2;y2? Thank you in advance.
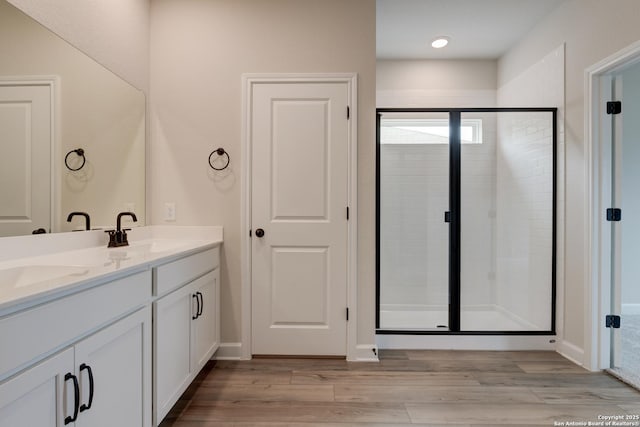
459;111;555;331
378;111;450;330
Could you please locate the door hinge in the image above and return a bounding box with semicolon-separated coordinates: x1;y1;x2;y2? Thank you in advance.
347;106;350;120
444;211;452;223
346;206;350;220
346;307;349;321
606;208;622;221
605;314;621;328
249;229;252;237
607;101;622;115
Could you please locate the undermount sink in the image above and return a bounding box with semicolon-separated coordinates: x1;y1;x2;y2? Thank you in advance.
126;239;193;255
0;239;205;290
104;239;197;264
0;265;90;288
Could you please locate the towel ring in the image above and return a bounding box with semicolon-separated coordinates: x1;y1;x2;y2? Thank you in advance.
208;148;230;171
65;148;86;171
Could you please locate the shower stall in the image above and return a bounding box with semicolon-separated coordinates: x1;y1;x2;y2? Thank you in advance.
376;108;556;334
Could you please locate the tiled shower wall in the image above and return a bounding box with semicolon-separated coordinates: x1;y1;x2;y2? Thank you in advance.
379;114;498;314
494;113;554;330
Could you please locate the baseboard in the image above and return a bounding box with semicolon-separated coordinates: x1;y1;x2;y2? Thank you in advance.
556;339;585;367
349;344;379;362
214;342;244;360
215;342;379;362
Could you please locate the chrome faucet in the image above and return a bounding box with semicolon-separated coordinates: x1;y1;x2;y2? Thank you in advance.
105;212;137;247
67;212;91;231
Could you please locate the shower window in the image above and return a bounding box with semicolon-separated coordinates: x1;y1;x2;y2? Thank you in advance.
381;118;482;145
376;108;556;334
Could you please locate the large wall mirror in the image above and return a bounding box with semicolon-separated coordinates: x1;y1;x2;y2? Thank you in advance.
0;0;145;237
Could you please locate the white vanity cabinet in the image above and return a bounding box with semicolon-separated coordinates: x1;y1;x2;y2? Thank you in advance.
0;227;222;427
0;348;74;427
0;270;152;427
153;247;220;424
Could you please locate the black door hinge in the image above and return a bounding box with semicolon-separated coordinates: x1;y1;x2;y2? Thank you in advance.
606;314;621;328
607;101;622;115
347;106;350;119
346;307;349;321
606;208;622;221
249;229;252;237
444;211;452;223
346;206;350;220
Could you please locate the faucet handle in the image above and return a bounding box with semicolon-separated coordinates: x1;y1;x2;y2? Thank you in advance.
104;230;118;248
121;229;132;245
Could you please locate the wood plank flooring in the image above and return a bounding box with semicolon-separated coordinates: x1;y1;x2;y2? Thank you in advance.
159;350;640;426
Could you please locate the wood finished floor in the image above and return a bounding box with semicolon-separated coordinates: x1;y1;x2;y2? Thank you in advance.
159;350;640;426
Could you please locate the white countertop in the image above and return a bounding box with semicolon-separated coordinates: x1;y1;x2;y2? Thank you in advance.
0;226;223;315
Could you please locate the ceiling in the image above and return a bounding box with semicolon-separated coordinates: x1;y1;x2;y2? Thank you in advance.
377;0;565;60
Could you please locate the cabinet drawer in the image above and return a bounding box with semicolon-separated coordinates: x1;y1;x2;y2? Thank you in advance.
153;247;219;296
0;270;151;381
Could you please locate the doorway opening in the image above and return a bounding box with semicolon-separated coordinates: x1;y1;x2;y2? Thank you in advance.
586;43;640;386
376;107;557;335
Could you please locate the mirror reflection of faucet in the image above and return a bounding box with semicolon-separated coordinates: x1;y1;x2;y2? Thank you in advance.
67;212;91;231
104;212;137;248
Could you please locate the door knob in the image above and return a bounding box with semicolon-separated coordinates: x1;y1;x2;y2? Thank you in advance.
255;228;265;238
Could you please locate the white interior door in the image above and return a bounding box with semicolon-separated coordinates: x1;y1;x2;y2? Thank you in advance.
251;80;349;356
0;82;52;236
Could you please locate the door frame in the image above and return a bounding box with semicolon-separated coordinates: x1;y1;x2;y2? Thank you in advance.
0;76;59;233
240;73;358;360
584;40;640;371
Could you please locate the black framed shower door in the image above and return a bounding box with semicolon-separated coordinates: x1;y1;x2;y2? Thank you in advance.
376;107;557;335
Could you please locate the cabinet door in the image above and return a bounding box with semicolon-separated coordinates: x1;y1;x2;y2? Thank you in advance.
153;282;195;424
74;307;151;427
191;269;219;370
0;348;75;427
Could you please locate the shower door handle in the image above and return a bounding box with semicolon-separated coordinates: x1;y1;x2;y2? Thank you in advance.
444;211;452;223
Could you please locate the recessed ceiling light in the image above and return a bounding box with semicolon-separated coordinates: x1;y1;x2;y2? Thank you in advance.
431;36;450;49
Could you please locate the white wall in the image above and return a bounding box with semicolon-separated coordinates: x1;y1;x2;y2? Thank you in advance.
7;0;149;92
377;59;497;107
498;0;640;362
149;0;376;351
